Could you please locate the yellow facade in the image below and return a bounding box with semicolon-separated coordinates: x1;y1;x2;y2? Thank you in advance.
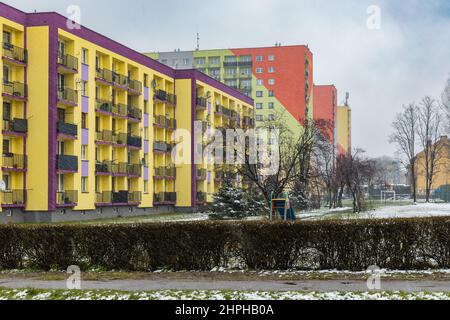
337;105;352;155
415;136;450;193
0;4;254;215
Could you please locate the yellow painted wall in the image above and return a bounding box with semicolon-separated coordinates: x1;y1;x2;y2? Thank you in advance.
25;26;50;211
337;106;351;154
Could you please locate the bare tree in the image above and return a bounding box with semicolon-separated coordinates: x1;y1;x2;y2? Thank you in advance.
442;76;450;133
390;104;420;202
417;96;445;202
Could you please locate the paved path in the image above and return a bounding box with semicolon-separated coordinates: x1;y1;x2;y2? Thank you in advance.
1;278;450;292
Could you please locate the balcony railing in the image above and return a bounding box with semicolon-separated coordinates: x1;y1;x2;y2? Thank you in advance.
58;53;78;71
56;190;78;205
57;87;78;105
96;161;113;174
96;68;114;83
127;164;142;177
154;89;176;105
128;191;142;203
56;155;78;172
3;118;28;134
215;104;224;115
196;192;207;203
127;106;142;120
96;100;113;113
111;103;128;117
3;81;27;99
196;97;207;110
154;115;167;127
154;141;169;153
196;168;207;181
167;118;177;130
112;73;128;88
154;192;176;203
2;153;27;170
57;121;78;137
1;190;26;206
128;79;142;94
113;132;128;145
167;92;177;106
127;135;142;148
2;43;27;63
96;130;114;144
112;162;128;175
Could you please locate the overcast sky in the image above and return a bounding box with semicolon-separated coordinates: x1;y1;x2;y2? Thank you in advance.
5;0;450;157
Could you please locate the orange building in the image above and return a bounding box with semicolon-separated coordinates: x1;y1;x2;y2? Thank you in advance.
313;85;337;145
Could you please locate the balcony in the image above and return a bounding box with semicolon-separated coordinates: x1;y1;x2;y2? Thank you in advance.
223;61;238;67
96;68;114;83
57;121;78;138
243;116;254;128
57;53;78;73
196;168;207;181
96;190;143;205
196;192;207;203
167;93;177;106
238;61;253;67
127;164;142;177
3;118;28;135
95;161;113;175
96;100;113;114
128;191;142;203
128;79;142;95
127;106;142;121
112;72;128;89
153;141;169;153
2;43;27;64
196;97;207;111
154;166;176;179
57;87;78;106
96;130;115;144
154;89;176;105
56;155;78;172
111;103;128;118
2;81;27;100
167;118;177;131
56;190;78;206
222;107;232;118
127;135;142;149
111;162;128;176
2;153;27;171
154;115;167;128
1;190;26;207
154;192;176;205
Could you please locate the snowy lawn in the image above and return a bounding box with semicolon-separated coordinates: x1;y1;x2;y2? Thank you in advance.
0;288;449;300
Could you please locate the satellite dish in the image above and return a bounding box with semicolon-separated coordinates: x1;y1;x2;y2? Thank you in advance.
0;181;6;191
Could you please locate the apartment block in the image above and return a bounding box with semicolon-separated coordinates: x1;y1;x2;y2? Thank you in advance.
0;3;253;222
313;85;337;146
148;45;314;135
337;105;352;155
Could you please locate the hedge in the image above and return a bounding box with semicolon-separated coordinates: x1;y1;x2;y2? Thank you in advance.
1;217;450;271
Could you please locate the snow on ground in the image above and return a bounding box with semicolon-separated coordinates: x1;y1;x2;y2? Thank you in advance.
359;203;450;219
1;288;449;300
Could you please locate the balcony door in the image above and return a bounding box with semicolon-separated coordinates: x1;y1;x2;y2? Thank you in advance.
57;74;65;92
57;174;64;192
57;141;65;156
58;40;66;59
3;31;11;45
3;102;11;121
57;108;65;122
3;139;10;156
2;173;10;191
3;65;10;84
112;177;117;193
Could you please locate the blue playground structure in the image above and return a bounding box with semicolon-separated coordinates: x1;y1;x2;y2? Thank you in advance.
270;193;297;222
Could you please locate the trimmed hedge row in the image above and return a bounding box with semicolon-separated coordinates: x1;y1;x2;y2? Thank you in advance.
1;217;450;271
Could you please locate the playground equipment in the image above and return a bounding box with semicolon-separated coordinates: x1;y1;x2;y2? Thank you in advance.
271;193;297;222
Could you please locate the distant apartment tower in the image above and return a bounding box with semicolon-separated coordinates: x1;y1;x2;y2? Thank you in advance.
337;105;352;155
147;45;314;133
313;85;337;146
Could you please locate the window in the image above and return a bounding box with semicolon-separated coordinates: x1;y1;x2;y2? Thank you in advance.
2;174;10;191
268;79;275;85
268;90;274;97
144;74;148;87
3;102;11;121
172;59;178;66
2;139;10;155
256;114;263;121
257;79;264;86
81;48;88;64
241;68;251;75
57;141;65;155
57;174;64;192
268;114;275;121
225;68;236;76
144;100;148;114
195;57;206;65
256;67;263;74
144;127;149;140
240;55;252;62
81;177;88;193
209;56;220;65
161;59;168;64
224;56;237;63
58;40;66;59
256;91;263;98
268;67;275;73
240;79;251;89
81;145;87;160
256;55;263;62
95;55;100;71
57;74;65;91
81;81;88;97
256;103;263;110
183;58;190;66
3;65;10;84
268;102;275;109
209;68;220;77
144;181;148;194
268;55;275;61
82;113;88;129
95;86;99;100
2;31;11;45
